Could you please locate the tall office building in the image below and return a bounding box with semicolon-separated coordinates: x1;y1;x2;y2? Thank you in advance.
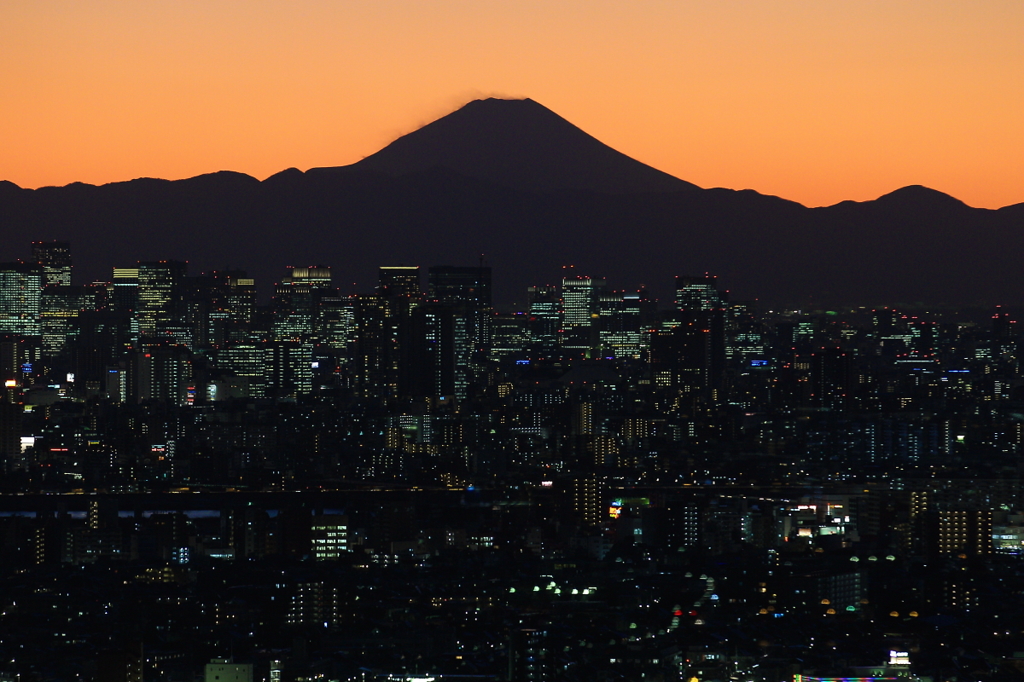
527;285;560;354
560;273;607;356
725;301;767;365
264;341;314;398
378;266;421;299
428;264;490;300
429;265;492;330
40;285;92;357
669;274;727;402
490;311;530;361
649;320;715;399
32;241;72;287
110;267;140;313
130;344;193;406
378;266;421;399
187;270;257;348
317;294;356;352
137;261;187;340
352;294;389;399
596;289;649;359
0;262;43;337
811;347;854;412
404;303;457;400
675;274;725;312
213;343;267;398
272;266;333;342
428;265;493;395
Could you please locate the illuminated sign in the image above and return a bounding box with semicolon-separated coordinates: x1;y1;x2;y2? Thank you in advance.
888;650;910;666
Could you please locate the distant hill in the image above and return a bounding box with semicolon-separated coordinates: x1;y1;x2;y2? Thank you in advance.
1;98;1022;308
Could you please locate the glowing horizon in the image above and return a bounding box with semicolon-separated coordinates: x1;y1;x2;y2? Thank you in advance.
2;1;1021;209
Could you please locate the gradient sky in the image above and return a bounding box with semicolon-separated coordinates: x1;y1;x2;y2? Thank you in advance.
3;1;1022;208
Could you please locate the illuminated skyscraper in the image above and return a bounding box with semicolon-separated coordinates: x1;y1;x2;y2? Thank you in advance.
527;285;560;354
378;266;421;299
490;311;530;361
182;270;257;348
428;265;493;396
378;266;421;398
111;267;140;314
272;266;333;342
214;343;267;398
264;341;314;398
596;289;650;359
665;274;727;402
40;285;92;357
317;294;356;352
0;262;43;337
560;273;606;356
137;261;187;341
352;294;389;399
131;343;192;405
675;274;725;312
31;240;72;287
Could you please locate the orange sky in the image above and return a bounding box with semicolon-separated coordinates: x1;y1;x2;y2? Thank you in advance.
2;1;1022;208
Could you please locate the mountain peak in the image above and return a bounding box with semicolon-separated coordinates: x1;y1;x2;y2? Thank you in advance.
873;184;972;211
347;97;698;194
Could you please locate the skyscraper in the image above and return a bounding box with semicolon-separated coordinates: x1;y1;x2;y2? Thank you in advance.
378;266;421;299
404;302;457;399
0;262;43;337
31;240;72;287
378;266;421;400
188;270;256;347
428;265;491;308
669;274;727;402
560;273;606;356
675;274;725;312
428;265;493;396
272;266;332;342
137;261;187;340
596;289;649;359
110;267;140;314
40;285;92;357
352;294;389;400
527;285;560;354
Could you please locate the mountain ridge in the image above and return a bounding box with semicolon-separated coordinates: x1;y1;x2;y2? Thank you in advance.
1;98;1022;307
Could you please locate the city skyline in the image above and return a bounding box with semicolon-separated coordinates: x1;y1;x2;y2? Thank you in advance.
3;5;1024;678
3;1;1023;209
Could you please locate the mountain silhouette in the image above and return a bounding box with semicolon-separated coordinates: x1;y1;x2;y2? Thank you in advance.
334;97;698;194
1;98;1022;308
